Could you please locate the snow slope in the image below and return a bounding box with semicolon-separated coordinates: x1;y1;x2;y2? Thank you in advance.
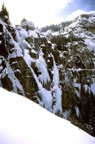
0;88;95;144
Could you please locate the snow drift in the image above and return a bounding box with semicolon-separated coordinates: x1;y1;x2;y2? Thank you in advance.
0;88;95;144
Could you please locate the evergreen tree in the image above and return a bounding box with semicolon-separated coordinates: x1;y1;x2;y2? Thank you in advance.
0;3;10;25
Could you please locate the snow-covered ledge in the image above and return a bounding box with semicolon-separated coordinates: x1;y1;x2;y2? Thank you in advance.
0;88;95;144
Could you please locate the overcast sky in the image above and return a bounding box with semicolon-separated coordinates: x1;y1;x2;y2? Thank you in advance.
0;0;95;27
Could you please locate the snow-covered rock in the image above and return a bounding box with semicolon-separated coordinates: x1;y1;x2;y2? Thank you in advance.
21;18;35;31
0;12;95;136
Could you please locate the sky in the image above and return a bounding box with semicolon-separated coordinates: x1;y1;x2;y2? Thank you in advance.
0;0;95;27
58;0;95;20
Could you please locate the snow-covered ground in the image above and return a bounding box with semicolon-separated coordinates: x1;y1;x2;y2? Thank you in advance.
0;88;95;144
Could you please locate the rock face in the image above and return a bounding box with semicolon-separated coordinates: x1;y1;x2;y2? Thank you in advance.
0;12;95;136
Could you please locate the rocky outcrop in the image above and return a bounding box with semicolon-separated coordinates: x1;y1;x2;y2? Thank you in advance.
0;12;95;136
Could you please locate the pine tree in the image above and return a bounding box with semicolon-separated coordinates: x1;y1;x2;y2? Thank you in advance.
0;3;10;25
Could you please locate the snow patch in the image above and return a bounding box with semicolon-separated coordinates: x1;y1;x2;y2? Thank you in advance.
30;67;52;111
85;39;95;51
24;49;35;66
91;83;95;95
52;57;62;114
36;49;50;84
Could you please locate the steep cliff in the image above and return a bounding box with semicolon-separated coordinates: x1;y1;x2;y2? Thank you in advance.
0;12;95;136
